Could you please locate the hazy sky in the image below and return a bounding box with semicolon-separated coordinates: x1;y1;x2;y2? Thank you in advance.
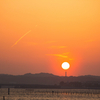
0;0;100;76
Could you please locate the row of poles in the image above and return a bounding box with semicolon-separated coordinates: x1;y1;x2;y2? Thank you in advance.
2;88;100;99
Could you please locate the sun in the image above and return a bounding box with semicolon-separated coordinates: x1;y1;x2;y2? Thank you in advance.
61;62;70;70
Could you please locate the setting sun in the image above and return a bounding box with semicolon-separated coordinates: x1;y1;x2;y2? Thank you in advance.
62;62;70;70
0;0;100;76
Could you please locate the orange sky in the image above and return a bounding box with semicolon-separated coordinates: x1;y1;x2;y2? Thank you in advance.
0;0;100;76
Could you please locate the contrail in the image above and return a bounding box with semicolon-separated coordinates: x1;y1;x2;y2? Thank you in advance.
11;30;31;47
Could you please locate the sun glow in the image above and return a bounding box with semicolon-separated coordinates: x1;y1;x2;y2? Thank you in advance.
62;62;70;70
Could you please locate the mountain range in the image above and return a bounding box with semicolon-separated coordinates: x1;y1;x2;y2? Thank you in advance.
0;73;100;85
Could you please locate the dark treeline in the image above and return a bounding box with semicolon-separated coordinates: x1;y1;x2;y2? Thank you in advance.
0;81;100;89
59;81;100;89
0;84;60;89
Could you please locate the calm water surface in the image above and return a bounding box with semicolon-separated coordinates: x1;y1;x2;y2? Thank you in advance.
0;88;100;100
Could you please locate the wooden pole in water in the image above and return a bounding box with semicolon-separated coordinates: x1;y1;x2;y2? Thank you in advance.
3;96;5;100
8;88;10;95
52;91;54;94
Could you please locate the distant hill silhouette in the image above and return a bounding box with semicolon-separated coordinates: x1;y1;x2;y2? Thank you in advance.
0;73;100;85
24;72;58;77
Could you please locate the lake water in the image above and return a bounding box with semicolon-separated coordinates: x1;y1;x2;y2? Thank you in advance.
0;88;100;100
